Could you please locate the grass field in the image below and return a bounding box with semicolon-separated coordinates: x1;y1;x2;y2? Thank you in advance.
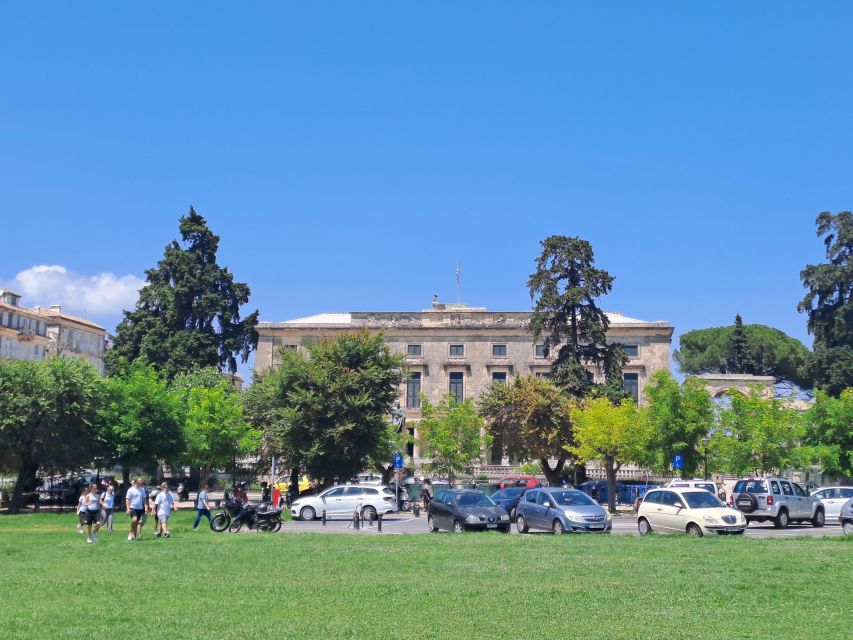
1;511;850;639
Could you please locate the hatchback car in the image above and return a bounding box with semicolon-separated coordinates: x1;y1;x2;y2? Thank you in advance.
490;486;528;520
427;490;510;533
498;475;541;489
810;486;853;523
638;488;746;536
291;484;397;521
515;488;611;534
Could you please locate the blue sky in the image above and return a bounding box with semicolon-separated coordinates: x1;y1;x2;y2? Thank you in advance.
2;3;851;379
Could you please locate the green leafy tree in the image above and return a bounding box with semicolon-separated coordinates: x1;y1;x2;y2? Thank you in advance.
0;358;105;512
803;389;853;480
101;361;185;483
418;395;489;483
674;322;812;388
173;368;261;487
245;331;406;487
569;397;652;513
798;211;853;396
712;387;817;476
645;370;715;476
106;208;259;379
479;375;574;486
528;235;615;397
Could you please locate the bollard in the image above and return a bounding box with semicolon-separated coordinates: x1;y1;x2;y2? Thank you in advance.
413;504;420;518
353;510;360;530
368;510;374;527
322;509;326;526
377;514;383;533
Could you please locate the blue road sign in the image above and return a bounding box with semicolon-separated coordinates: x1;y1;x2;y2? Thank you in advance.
393;452;404;469
673;454;684;470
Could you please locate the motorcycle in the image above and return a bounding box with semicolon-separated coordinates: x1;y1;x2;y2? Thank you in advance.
210;498;245;532
228;502;283;533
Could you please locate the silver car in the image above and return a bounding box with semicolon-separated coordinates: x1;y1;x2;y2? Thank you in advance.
291;484;397;521
810;486;853;523
731;477;825;528
840;498;853;535
515;488;611;534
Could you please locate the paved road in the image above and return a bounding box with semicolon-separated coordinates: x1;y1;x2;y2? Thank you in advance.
281;514;847;538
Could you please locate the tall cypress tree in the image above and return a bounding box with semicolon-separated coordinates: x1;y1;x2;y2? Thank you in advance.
106;208;258;379
728;313;757;375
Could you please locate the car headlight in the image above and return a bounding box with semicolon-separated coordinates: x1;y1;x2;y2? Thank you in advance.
564;511;582;521
500;515;510;521
465;515;480;523
702;515;718;524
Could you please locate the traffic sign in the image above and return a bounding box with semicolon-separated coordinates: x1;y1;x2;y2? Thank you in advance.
673;454;684;470
393;452;404;469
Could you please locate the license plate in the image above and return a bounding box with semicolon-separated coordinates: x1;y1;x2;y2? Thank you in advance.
588;524;604;530
487;523;497;528
726;527;741;533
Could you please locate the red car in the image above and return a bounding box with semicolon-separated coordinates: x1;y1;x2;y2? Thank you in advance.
498;476;541;489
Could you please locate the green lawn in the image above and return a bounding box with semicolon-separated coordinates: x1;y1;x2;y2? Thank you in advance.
0;512;850;639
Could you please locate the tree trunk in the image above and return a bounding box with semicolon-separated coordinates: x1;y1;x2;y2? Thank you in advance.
572;461;588;486
200;463;212;490
290;466;300;496
10;460;39;513
189;464;201;489
605;457;617;514
540;457;565;486
380;465;393;485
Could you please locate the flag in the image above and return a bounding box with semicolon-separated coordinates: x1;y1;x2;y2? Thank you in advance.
456;262;461;285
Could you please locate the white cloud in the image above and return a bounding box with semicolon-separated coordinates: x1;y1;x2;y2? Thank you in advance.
5;265;144;317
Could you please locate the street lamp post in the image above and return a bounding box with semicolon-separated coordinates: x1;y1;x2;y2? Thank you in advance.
702;436;710;480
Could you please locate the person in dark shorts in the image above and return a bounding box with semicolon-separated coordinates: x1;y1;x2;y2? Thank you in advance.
125;478;147;541
83;483;102;543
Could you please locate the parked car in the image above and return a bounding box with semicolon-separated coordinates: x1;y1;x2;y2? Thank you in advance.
810;486;853;523
498;475;541;489
638;487;746;536
490;487;528;520
515;488;611;534
730;477;825;529
840;498;853;535
291;484;397;521
664;479;718;495
427;490;510;533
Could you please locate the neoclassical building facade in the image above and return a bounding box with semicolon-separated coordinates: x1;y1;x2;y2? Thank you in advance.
255;299;674;470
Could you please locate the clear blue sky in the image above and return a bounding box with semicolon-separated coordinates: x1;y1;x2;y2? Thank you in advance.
2;3;852;379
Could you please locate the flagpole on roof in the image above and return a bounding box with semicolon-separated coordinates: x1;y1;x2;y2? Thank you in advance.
456;261;461;304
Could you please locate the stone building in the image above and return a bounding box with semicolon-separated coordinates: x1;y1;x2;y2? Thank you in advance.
255;299;674;471
0;290;106;374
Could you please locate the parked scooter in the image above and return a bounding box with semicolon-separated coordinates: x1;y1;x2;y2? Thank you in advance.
228;502;283;533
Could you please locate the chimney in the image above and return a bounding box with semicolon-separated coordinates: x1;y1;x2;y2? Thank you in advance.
50;305;62;313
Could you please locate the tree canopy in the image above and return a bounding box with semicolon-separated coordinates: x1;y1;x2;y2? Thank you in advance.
803;389;853;481
245;331;405;487
479;375;574;486
0;358;106;511
674;319;813;388
106;208;258;379
417;395;488;483
798;211;853;396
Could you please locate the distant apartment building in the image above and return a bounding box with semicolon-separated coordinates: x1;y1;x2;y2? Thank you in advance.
255;299;674;470
0;290;107;374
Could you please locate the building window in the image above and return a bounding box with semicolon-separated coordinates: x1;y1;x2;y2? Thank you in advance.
535;372;552;379
491;344;507;357
449;372;464;402
534;344;548;358
406;344;422;356
449;344;464;357
620;344;639;357
405;427;415;457
492;371;507;384
406;372;421;408
623;373;639;402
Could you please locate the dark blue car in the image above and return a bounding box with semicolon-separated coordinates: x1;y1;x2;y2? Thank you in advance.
490;487;528;520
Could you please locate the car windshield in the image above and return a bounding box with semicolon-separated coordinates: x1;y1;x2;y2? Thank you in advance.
682;491;725;509
457;493;494;507
493;488;526;500
735;480;767;494
550;490;596;507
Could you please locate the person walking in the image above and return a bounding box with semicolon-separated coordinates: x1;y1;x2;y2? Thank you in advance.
192;484;212;531
138;481;151;539
76;486;89;534
83;483;102;543
125;479;146;541
100;484;116;532
153;483;176;538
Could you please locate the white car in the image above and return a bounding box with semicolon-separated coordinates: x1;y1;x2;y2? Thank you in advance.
291;484;397;521
810;486;853;523
638;487;747;537
664;479;718;495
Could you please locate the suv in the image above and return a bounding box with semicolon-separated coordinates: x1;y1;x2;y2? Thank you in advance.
731;477;825;529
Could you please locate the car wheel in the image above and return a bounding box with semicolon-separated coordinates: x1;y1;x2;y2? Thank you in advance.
361;505;377;522
773;509;789;529
638;517;651;535
427;515;439;533
842;520;853;535
552;519;565;535
299;506;316;521
686;523;703;537
516;515;529;534
811;509;825;528
452;519;464;533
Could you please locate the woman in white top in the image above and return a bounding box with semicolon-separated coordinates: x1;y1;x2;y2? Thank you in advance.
100;485;116;532
84;483;102;543
76;487;89;534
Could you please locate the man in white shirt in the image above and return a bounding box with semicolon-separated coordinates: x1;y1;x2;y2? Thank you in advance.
125;478;147;542
154;483;177;538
